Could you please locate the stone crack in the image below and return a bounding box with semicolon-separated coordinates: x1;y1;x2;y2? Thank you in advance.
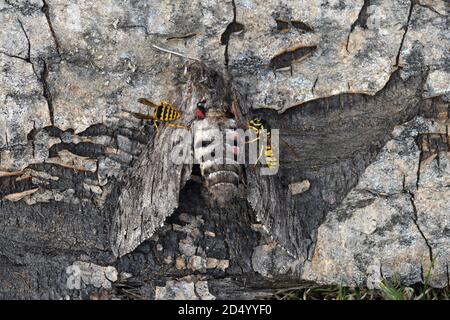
394;0;415;68
42;0;61;56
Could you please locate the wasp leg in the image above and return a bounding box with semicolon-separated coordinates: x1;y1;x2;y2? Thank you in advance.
153;120;160;133
255;145;265;164
245;137;260;144
167;123;186;129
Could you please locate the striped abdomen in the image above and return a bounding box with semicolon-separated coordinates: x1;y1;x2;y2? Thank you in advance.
154;101;181;122
265;144;277;169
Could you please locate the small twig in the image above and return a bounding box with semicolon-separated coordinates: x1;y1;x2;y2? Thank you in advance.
151;44;201;61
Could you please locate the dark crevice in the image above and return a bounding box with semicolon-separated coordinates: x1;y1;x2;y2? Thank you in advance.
221;22;244;46
42;0;61;56
39;59;55;126
17;19;31;61
270;46;317;70
379;263;384;280
407;191;433;265
291;20;314;32
274;19;314;33
416;137;422;190
166;33;197;41
416;132;449;189
311;77;319;95
15;19;39;78
275;19;290;32
447;264;450;287
221;0;244;66
16;19;55;127
394;0;415;67
346;0;371;52
0;51;29;63
419;264;425;283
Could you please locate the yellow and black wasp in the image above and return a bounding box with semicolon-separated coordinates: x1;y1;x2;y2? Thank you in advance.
246;117;302;169
126;98;185;132
246;117;278;169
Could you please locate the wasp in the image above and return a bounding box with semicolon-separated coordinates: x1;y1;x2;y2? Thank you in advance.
126;98;185;132
246;117;278;169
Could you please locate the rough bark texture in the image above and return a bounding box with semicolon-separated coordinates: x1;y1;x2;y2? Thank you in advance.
0;0;448;299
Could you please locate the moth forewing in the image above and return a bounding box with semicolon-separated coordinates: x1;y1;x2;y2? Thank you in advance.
112;110;193;258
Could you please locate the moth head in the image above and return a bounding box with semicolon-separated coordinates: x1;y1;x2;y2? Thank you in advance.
195;97;207;119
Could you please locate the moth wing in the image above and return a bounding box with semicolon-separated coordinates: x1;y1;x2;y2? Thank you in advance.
246;168;301;258
111;126;192;257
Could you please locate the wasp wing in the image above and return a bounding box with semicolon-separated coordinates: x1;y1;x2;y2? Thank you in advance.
123;110;154;120
111;126;192;257
138;98;159;108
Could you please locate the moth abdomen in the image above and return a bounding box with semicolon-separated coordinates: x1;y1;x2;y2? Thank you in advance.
200;160;241;206
204;170;240;188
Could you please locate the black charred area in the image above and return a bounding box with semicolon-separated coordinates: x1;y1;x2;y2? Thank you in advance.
49;142;107;158
27;126;76;142
0;175;34;197
270;46;317;69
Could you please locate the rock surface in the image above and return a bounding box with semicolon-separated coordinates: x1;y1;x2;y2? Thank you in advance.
302;117;449;288
0;0;448;299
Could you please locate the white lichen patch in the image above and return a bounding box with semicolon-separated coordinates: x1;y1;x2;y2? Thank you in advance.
66;261;118;290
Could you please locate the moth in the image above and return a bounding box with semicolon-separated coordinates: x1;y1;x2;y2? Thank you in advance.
111;62;300;258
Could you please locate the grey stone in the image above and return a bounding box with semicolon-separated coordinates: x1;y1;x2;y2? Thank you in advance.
0;0;448;299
